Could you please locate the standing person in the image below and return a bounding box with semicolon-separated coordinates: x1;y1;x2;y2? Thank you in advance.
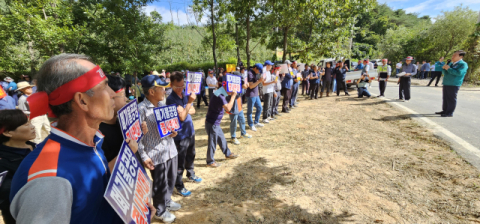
197;70;209;108
167;72;203;197
9;54;127;224
133;80;145;103
414;61;420;78
335;61;350;96
320;62;333;97
138;75;180;222
240;67;248;104
4;77;17;96
17;81;51;144
271;66;282;117
206;69;217;101
309;65;321;99
205;84;239;168
301;64;310;95
436;50;468;117
290;61;300;108
396;61;402;77
428;57;445;87
246;63;264;131
0;87;15;110
397;56;416;102
20;75;32;84
227;72;252;145
0;110;36;224
124;73;132;97
281;60;293;113
419;60;430;80
377;58;391;97
262;60;276;123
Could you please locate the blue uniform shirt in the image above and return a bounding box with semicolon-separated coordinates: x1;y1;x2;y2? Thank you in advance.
281;72;293;89
0;95;16;110
166;91;195;141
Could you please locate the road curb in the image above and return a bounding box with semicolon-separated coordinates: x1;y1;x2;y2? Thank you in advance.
380;98;480;170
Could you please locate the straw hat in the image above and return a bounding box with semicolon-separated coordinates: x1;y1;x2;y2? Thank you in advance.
16;81;35;91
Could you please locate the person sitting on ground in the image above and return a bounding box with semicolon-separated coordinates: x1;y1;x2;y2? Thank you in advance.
16;81;51;143
205;82;239;168
166;71;203;197
227;72;252;145
138;75;180;223
357;73;372;98
0;110;36;224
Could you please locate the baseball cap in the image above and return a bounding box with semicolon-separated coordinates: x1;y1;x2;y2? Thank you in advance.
208;69;214;74
264;60;274;66
253;63;263;71
284;60;292;65
141;75;170;89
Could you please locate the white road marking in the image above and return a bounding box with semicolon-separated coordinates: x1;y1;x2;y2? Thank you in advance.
387;100;480;169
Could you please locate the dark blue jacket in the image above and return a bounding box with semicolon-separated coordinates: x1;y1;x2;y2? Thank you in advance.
281;72;293;89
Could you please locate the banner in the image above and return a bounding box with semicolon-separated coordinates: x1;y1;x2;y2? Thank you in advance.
226;64;236;72
0;171;7;188
118;100;143;143
153;105;182;138
186;72;202;95
297;63;305;72
225;73;242;93
104;143;152;224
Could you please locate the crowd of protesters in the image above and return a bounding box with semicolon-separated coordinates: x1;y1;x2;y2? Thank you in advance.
0;50;468;223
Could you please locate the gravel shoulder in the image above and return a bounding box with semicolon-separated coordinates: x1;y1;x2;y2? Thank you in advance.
160;93;480;224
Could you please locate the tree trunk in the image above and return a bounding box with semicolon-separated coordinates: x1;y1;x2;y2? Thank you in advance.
282;26;289;62
210;0;217;70
235;22;241;66
246;16;251;68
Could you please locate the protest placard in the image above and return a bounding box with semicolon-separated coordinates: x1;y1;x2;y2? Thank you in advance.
225;73;242;93
0;171;7;188
297;63;305;72
153;105;182;138
279;64;289;74
104;143;152;224
118;100;143;143
186;72;202;95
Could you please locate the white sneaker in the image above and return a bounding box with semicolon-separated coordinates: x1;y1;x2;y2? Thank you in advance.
404;100;409;102
154;210;176;223
250;125;257;131
167;201;181;211
263;119;269;123
255;123;264;127
268;116;275;120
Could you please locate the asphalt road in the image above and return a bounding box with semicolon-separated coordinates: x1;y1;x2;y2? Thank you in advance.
366;80;480;149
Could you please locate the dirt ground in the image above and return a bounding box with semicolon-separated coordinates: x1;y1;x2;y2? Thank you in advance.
162;92;480;224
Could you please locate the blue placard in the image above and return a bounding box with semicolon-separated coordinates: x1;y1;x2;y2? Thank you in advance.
0;171;7;188
153;105;182;138
226;73;242;93
104;143;152;224
186;72;202;95
118;99;143;143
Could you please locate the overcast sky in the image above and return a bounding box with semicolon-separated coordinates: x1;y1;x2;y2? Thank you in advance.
144;0;480;25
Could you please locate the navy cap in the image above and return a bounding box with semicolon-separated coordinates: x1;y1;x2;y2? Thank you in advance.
141;75;170;89
264;60;274;66
254;63;263;71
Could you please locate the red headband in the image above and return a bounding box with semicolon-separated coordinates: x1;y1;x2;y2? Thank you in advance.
28;65;106;119
115;88;125;93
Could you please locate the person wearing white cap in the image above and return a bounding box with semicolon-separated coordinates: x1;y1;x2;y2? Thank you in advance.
397;56;417;102
262;60;276;123
16;81;52;143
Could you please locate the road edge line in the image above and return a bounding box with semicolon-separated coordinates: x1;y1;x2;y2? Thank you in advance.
387;100;480;170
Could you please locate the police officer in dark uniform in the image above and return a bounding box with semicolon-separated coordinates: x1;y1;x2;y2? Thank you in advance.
397;56;417;102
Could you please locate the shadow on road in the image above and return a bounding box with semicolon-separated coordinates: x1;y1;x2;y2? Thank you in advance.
373;113;440;121
176;157;356;223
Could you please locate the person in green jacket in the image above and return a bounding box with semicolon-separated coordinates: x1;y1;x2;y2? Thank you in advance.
428;57;445;87
435;50;468;117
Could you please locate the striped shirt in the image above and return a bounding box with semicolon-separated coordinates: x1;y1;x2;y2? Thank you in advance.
138;99;177;165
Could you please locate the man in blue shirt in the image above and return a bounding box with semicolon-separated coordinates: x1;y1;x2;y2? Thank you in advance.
166;72;203;198
419;60;430;80
281;60;293;113
354;60;364;71
428;57;445;87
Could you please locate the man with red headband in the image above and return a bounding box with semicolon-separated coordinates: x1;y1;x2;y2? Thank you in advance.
9;54;125;223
